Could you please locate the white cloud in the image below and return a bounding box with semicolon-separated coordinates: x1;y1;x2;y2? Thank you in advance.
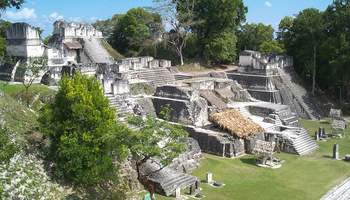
265;1;272;7
49;12;64;21
89;17;97;22
5;8;37;21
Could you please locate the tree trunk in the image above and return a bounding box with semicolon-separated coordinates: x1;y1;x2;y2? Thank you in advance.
312;45;317;96
179;51;184;66
25;86;30;107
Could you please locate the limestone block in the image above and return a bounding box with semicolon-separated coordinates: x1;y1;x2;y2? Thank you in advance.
112;80;130;95
148;59;159;69
159;59;171;68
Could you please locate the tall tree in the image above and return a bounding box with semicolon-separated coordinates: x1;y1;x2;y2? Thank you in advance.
281;9;324;95
237;23;274;52
21;58;47;107
184;0;247;63
154;0;197;66
111;8;163;57
93;14;124;42
38;74;127;185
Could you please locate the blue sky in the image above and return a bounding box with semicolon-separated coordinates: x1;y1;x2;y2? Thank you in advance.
2;0;332;36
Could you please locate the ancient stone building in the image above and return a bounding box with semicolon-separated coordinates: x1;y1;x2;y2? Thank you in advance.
6;23;45;58
47;20;113;67
227;50;323;119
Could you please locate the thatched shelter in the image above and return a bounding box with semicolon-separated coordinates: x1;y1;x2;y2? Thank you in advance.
210;109;264;138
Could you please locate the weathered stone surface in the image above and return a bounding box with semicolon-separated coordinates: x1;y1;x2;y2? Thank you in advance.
139;159;198;197
152;85;208;127
168;138;202;174
187;126;245;158
6;23;45;58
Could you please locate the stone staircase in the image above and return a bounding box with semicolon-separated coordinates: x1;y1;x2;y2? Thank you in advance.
104;93;133;117
277;67;319;120
83;38;114;64
130;68;176;86
161;173;197;196
174;73;193;80
236;106;251;118
289;128;318;155
321;178;350;200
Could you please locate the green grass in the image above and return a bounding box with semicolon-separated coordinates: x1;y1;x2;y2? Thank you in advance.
0;81;56;111
100;39;124;60
156;119;350;200
0;94;38;136
0;82;54;96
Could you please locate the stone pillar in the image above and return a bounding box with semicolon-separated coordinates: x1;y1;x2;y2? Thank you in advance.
206;172;213;184
333;144;339;160
175;187;181;200
322;128;326;137
315;131;319;141
190;184;196;195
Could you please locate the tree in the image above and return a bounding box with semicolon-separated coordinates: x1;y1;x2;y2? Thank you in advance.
259;40;284;55
43;35;51;45
93;14;124;42
111;8;163;57
184;0;247;63
126;105;188;180
154;0;197;66
237;23;274;52
21;58;47;107
204;31;237;64
38;74;127;185
0;0;23;11
281;9;324;95
276;16;294;44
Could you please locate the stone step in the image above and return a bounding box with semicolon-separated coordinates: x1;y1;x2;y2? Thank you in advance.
162;174;196;191
322;178;350;200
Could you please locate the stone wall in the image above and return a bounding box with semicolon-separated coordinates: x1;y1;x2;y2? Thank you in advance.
6;23;45;58
187;127;245;158
53;20;103;39
152;85;208;127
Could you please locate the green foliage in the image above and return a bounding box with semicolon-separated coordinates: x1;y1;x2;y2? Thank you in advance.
237;23;274;52
0;0;23;10
43;35;51;45
111;8;163;57
93;14;124;41
204;31;237;64
259;40;284;55
0;20;11;61
38;74;127;185
180;0;246;64
0;128;17;164
127;113;188;168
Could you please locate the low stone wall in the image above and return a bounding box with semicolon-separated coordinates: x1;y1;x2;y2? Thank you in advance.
187;127;245;158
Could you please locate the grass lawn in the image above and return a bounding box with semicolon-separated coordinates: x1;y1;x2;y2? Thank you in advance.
156;119;350;200
0;81;55;97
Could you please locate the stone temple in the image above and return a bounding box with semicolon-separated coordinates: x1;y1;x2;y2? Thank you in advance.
3;20;321;197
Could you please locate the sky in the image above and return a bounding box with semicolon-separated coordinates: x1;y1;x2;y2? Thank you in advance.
2;0;332;36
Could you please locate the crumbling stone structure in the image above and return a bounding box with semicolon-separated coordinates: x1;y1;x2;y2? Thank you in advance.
227;50;323;119
6;23;45;58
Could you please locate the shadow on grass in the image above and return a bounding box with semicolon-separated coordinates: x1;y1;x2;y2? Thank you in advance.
239;158;257;166
322;155;333;159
